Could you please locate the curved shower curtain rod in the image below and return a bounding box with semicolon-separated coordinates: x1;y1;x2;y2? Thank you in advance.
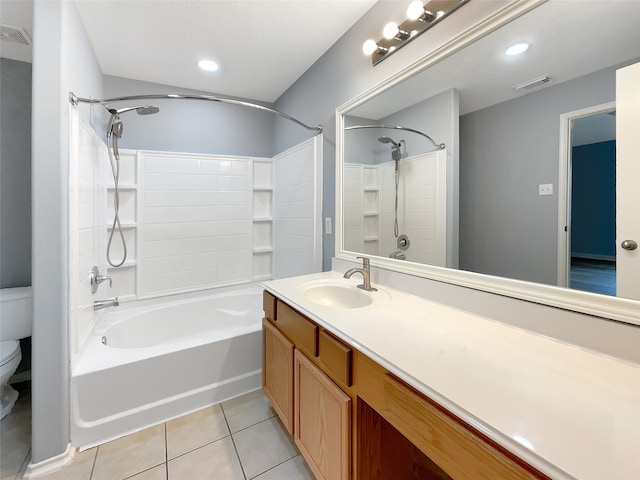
69;92;323;133
345;124;445;151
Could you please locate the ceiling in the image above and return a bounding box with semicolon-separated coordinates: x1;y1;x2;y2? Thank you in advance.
0;0;376;103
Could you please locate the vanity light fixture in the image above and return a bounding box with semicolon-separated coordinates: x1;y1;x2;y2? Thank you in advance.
362;0;470;66
198;59;219;72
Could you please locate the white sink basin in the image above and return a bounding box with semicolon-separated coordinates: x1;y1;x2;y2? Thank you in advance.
304;284;374;309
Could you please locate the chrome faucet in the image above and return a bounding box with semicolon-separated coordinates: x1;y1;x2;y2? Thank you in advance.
94;298;119;310
90;266;112;294
343;256;377;292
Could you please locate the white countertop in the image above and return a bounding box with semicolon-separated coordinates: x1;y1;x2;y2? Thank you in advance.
262;271;640;480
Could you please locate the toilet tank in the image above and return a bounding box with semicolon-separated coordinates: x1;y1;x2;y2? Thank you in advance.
0;287;33;341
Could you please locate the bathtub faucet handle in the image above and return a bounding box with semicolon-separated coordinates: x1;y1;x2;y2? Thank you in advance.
90;265;112;294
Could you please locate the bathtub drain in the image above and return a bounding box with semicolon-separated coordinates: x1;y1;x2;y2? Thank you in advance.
101;336;107;346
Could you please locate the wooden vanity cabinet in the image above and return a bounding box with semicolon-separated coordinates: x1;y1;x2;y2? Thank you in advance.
262;292;352;480
262;293;548;480
262;318;294;434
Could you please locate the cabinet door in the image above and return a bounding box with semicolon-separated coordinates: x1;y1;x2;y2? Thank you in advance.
294;350;351;480
262;318;294;435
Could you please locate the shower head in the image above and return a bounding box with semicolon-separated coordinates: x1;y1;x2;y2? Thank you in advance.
106;105;160;116
378;136;401;148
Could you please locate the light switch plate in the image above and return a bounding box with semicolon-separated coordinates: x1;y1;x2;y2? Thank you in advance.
324;217;333;235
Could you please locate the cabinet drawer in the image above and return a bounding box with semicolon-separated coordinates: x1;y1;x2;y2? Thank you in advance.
263;291;277;321
319;329;352;387
276;301;318;357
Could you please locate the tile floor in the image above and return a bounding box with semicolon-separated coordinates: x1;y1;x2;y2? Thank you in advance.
1;383;314;480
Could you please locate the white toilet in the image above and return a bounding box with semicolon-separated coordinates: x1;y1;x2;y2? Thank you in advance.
0;286;32;419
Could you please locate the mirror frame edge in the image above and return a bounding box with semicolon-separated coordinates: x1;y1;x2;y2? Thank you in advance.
335;0;640;327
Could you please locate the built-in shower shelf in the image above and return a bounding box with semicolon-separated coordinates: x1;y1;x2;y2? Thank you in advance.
106;223;137;230
252;217;273;222
106;260;137;269
363;236;379;242
253;186;273;192
253;247;273;254
363;211;379;216
364;187;379;192
107;184;137;191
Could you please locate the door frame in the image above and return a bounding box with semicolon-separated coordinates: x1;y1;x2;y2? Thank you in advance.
557;101;616;287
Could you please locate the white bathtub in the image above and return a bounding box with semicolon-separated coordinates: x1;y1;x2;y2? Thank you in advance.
71;285;264;449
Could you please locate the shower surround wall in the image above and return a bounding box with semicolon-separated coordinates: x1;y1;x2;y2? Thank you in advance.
69;119;321;332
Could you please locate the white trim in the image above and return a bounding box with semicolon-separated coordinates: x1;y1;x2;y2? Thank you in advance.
335;0;640;327
557;101;616;288
23;443;75;479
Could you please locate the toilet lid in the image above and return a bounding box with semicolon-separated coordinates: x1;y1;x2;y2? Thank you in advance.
0;340;20;366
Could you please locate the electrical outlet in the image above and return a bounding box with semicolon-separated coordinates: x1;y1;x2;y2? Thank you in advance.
539;184;553;196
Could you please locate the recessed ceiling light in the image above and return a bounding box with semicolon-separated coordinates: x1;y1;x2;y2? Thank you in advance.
506;43;529;56
198;60;219;72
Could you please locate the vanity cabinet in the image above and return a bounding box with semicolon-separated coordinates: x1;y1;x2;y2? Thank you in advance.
262;292;547;480
262;291;352;480
294;350;351;480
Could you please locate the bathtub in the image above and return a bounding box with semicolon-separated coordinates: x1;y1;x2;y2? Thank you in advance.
71;285;264;449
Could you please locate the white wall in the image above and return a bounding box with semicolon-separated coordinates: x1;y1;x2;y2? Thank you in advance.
31;0;104;464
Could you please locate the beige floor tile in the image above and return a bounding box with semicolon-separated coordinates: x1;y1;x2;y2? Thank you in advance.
0;399;31;478
92;424;166;480
222;390;275;434
167;437;243;480
38;448;96;480
252;455;314;480
127;464;167;480
166;405;229;460
232;417;298;479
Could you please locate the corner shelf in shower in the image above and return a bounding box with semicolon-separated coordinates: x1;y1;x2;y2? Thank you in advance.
363;236;379;242
253;247;273;254
106;223;137;230
107;184;138;191
252;216;273;222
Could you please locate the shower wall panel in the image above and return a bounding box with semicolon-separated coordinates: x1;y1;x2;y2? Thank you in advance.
273;136;323;279
69;111;108;362
138;152;253;297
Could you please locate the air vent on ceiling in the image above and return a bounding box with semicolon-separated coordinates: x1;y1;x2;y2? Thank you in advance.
0;23;32;46
512;75;551;91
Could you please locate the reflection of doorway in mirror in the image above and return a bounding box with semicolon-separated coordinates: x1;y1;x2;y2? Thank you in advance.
559;102;616;296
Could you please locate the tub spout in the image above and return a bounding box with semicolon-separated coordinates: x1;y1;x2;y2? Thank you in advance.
94;297;119;310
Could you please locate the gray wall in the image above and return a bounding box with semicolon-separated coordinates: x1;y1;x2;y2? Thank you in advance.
459;64;621;285
103;76;276;158
31;0;104;463
0;58;31;288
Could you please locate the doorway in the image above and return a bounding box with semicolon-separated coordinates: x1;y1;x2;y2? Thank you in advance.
558;102;616;295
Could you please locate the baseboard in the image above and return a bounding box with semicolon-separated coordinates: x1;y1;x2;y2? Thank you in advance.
23;443;75;479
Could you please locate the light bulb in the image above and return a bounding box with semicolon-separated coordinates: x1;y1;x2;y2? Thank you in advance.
198;60;219;72
406;1;425;20
506;43;529;56
383;22;399;40
362;39;378;56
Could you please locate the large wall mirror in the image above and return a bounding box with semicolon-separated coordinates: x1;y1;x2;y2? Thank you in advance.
336;0;640;325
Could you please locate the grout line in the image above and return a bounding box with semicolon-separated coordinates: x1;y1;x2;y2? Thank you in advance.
122;463;166;480
89;445;98;479
247;455;298;480
166;434;231;462
164;422;169;479
220;403;247;480
228;416;275;436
